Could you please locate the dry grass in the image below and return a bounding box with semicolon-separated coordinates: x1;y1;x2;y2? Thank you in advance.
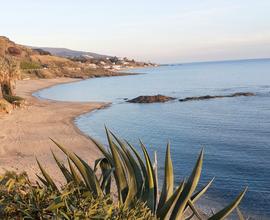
0;98;13;114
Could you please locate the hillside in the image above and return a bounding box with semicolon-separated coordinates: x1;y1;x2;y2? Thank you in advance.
0;36;156;114
0;36;156;79
0;36;122;80
34;47;111;59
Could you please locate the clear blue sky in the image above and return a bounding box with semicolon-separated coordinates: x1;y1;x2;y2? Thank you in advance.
1;0;270;63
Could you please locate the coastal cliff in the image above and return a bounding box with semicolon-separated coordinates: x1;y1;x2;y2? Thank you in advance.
0;36;156;114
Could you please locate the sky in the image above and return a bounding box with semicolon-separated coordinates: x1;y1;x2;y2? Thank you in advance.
1;0;270;63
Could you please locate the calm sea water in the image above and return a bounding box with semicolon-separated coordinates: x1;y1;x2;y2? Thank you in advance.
36;59;270;219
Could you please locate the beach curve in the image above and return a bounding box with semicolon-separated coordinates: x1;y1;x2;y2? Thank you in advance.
0;78;109;184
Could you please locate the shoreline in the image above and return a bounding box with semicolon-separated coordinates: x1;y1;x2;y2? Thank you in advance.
0;77;109;183
0;75;261;219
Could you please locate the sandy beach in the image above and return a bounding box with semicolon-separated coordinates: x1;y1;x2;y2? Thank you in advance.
0;78;107;183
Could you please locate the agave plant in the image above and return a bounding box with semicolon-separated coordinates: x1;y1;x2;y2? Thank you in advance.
34;128;247;219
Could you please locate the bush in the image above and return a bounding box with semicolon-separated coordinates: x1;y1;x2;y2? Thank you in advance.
20;61;41;70
0;172;155;219
3;94;24;106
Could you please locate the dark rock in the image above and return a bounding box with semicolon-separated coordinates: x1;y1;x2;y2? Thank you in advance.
179;92;255;102
7;47;21;56
127;95;175;103
227;92;255;97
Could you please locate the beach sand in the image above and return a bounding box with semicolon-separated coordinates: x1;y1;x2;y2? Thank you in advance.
0;78;107;183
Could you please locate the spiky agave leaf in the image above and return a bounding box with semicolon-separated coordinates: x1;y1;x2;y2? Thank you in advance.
111;133;144;198
36;174;49;188
140;140;157;213
158;143;174;210
51;139;102;196
182;177;215;216
88;135;113;164
51;151;73;184
67;158;84;186
94;157;113;194
124;142;145;197
191;177;215;203
153;151;159;208
105;128;128;203
126;140;148;196
170;149;204;220
111;138;138;207
100;168;114;194
157;180;185;219
94;158;106;173
208;187;248;220
36;159;58;191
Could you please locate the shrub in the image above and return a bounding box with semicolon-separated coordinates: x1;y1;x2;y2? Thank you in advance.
20;61;41;70
0;172;155;219
3;94;24;106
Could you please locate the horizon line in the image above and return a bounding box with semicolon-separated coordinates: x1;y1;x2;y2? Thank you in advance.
162;57;270;66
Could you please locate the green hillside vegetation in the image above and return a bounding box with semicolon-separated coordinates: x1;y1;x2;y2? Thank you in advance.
20;60;42;70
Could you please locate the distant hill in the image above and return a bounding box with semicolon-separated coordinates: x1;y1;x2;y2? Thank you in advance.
32;47;112;59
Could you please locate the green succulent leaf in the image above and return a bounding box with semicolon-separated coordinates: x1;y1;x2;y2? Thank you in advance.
158;143;174;210
95;157;113;194
126;140;148;196
157;180;185;220
208;187;248;220
140;140;157;213
111;136;138;207
51;151;73;183
170;149;204;220
89;135;113;164
36;174;49;187
111;133;144;197
67;158;84;186
51;139;102;196
36;159;58;191
191;177;215;203
105;128;128;203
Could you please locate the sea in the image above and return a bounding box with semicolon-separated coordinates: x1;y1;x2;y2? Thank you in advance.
35;58;270;219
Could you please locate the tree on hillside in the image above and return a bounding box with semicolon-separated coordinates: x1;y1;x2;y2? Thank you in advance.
0;56;20;98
